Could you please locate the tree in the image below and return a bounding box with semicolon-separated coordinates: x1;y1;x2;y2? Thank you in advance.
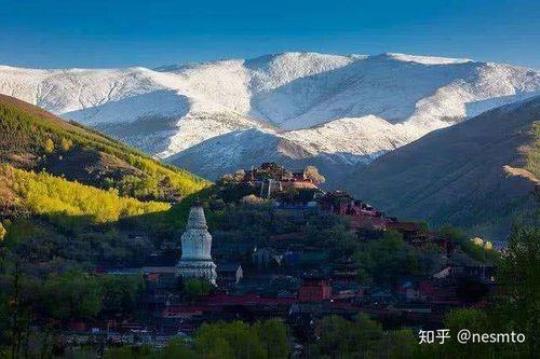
0;222;6;241
103;345;155;359
197;336;235;359
254;319;289;358
162;338;197;358
317;315;353;355
495;225;540;356
183;278;212;301
355;230;418;283
60;137;72;152
43;138;55;153
303;166;325;185
380;329;416;358
440;226;498;263
42;271;102;321
195;321;265;359
425;225;540;358
353;313;384;355
0;254;42;358
100;275;144;317
443;308;491;358
316;314;383;357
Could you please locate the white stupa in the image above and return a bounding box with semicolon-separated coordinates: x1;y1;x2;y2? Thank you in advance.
176;204;217;285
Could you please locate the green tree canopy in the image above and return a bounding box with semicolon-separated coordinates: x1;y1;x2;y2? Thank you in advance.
496;225;540;355
316;314;384;357
183;278;212;301
254;319;289;359
42;271;102;321
195;321;266;359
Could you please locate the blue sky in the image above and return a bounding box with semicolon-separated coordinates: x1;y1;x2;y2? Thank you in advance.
0;0;539;69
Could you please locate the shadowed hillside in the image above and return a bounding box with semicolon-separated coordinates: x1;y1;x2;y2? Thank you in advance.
350;96;540;241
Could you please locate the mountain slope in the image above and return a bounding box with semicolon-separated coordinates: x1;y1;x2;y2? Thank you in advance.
168;128;367;186
0;95;208;202
0;96;205;266
348;96;540;241
0;96;217;263
1;52;539;183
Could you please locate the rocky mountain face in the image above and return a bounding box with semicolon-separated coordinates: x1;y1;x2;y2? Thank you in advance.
1;52;539;184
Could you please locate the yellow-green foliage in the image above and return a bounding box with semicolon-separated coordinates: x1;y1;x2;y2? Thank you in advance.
2;165;170;227
0;99;209;199
60;137;73;151
122;153;208;197
43;138;55;153
0;222;6;241
526;121;540;179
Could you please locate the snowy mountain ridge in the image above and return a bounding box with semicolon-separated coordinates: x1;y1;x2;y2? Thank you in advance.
0;52;539;183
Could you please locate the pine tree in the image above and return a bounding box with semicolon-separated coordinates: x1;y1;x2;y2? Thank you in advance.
43;138;55;153
60;137;72;152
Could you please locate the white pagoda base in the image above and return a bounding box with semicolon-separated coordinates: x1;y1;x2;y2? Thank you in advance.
177;260;217;286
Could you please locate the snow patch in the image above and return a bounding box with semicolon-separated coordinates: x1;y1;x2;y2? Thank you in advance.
385;53;473;65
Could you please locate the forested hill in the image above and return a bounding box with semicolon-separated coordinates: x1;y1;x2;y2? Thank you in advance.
0;95;210;266
0;94;209;203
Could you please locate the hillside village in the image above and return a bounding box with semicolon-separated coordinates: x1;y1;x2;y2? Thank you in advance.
67;162;498;349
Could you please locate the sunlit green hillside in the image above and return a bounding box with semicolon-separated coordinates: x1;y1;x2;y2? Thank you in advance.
0;95;209;264
0;95;209;202
1;164;170;231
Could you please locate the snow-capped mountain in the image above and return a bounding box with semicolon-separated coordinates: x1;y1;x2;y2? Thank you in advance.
1;52;539;183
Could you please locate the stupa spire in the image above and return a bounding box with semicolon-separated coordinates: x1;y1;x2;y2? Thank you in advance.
176;204;217;285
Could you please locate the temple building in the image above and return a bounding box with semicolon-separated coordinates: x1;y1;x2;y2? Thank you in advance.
176;204;217;285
